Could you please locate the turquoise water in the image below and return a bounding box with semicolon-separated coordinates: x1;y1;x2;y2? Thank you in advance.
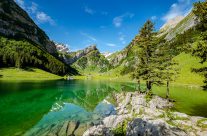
1;80;207;136
0;80;136;136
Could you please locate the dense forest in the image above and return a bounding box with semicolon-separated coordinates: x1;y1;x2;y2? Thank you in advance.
0;36;77;76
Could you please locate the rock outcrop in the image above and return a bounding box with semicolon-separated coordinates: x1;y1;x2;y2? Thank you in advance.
55;42;70;53
0;0;57;54
62;45;111;73
159;12;196;40
159;16;185;37
83;92;207;136
64;45;98;65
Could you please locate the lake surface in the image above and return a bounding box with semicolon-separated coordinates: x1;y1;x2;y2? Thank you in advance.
0;80;136;136
0;80;207;136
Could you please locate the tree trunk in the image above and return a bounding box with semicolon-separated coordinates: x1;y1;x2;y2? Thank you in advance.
138;80;141;92
146;81;152;93
166;81;170;99
146;81;149;92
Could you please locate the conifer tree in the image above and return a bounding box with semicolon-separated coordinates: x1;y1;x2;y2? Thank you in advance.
155;40;179;98
133;20;158;92
192;0;207;90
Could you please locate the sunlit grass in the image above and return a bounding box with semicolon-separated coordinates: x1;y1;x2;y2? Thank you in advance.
173;53;207;86
0;68;62;81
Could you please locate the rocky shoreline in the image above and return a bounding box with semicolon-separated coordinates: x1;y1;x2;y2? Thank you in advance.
83;92;207;136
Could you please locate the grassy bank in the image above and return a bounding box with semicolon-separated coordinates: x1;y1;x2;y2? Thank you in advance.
0;68;63;81
173;53;207;86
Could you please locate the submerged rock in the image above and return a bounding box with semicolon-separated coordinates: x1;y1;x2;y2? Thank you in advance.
94;101;116;117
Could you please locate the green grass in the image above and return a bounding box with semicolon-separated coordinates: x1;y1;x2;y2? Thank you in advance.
0;68;62;81
173;53;207;86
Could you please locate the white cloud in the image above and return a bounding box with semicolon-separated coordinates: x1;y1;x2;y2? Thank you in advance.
80;32;97;42
118;32;126;44
14;0;55;25
113;12;134;28
107;43;116;47
36;12;55;25
162;0;192;22
28;2;38;14
84;6;95;15
151;16;157;20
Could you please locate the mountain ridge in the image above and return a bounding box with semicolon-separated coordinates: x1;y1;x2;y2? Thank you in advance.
0;0;57;54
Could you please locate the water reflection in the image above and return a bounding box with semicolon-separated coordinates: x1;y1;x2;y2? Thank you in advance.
0;80;135;136
25;100;116;136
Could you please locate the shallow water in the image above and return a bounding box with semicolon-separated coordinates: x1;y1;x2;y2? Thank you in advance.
0;80;136;136
0;80;207;135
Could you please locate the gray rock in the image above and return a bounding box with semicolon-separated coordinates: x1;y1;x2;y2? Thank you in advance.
103;114;130;128
126;118;187;136
83;125;113;136
149;96;173;110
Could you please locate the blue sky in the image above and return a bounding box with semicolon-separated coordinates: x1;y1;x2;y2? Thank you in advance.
15;0;199;53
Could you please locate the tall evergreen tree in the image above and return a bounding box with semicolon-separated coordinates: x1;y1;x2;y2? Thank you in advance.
155;40;179;98
193;0;207;31
133;20;179;95
133;20;159;92
192;0;207;90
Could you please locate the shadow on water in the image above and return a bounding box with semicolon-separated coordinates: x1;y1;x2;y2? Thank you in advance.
187;103;207;117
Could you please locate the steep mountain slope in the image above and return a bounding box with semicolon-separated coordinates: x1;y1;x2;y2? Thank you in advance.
63;45;111;73
0;0;56;54
63;45;98;65
158;16;184;37
164;12;196;40
0;0;77;76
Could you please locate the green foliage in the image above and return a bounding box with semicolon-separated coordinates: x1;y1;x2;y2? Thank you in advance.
0;36;77;76
73;50;111;73
190;0;207;90
144;91;153;102
112;119;131;136
197;118;207;128
132;20;178;94
133;20;157;92
193;0;207;31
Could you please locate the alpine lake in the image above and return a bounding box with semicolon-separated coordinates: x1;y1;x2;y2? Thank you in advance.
0;79;207;136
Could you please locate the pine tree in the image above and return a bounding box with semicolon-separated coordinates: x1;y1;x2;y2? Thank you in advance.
133;20;159;92
193;0;207;31
155;40;179;98
192;0;207;90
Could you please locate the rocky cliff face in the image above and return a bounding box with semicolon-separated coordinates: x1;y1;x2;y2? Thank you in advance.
159;16;185;37
72;46;111;73
161;12;196;40
0;0;57;54
54;42;70;53
64;45;98;65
